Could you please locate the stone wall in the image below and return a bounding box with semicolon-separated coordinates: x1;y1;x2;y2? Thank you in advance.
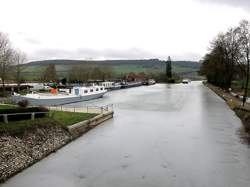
0;111;114;183
0;126;72;182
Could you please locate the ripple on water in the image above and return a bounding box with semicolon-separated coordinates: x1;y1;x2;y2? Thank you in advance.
219;157;240;164
215;140;236;147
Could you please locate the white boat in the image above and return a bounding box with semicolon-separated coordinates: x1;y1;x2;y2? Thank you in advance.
12;86;107;106
143;79;156;85
182;79;190;84
110;82;122;90
101;81;114;90
101;81;121;90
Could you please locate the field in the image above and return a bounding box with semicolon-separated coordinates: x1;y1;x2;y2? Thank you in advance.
21;59;200;80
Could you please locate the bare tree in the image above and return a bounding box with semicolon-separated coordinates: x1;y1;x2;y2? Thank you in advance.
12;50;26;92
42;64;57;82
68;65;90;83
0;32;13;96
238;20;250;106
225;27;242;84
201;27;242;89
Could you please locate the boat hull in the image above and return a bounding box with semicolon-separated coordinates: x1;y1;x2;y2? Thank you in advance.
12;92;106;106
110;85;121;90
121;82;142;89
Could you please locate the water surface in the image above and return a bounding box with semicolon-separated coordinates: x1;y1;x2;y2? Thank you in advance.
1;82;250;187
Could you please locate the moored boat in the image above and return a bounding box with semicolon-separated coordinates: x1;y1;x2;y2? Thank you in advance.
101;82;114;90
12;85;107;106
101;81;122;90
182;79;190;84
143;79;156;85
110;82;122;90
121;81;142;89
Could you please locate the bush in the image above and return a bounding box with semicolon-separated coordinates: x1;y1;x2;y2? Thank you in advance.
167;78;176;83
234;108;250;132
17;100;29;108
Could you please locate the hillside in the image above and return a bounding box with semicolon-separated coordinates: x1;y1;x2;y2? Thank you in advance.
22;59;201;80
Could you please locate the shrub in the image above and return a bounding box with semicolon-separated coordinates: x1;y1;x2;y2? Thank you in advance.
167;78;176;83
17;100;29;108
234;108;250;132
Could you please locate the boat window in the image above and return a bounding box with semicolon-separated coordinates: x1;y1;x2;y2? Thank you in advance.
96;88;99;91
84;90;88;93
100;88;103;90
74;89;80;96
90;89;93;92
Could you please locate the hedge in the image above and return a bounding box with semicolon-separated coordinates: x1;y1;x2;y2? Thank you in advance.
0;107;49;122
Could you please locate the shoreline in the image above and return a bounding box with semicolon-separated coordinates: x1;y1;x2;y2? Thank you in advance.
0;111;113;183
204;82;250;133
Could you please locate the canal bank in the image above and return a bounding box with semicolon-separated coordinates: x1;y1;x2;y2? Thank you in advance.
0;108;113;183
205;82;250;133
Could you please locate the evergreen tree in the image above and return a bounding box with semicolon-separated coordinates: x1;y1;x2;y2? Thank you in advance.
166;56;172;80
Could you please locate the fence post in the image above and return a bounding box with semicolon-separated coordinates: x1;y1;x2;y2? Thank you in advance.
101;107;103;114
87;106;89;113
74;107;75;112
61;105;62;111
3;114;8;124
31;113;35;120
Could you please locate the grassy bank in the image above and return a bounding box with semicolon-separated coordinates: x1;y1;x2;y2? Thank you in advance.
0;104;17;109
0;110;97;135
234;108;250;132
51;111;97;127
0;105;101;182
205;82;250;133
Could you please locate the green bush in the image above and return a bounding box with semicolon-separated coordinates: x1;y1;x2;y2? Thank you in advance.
17;100;29;108
234;108;250;132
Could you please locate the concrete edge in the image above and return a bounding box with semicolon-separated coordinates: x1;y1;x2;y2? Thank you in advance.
67;111;114;137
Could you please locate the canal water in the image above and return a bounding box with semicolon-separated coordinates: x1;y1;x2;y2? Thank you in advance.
1;81;250;187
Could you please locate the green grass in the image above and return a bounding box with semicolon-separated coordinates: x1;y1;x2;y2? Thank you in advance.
0;110;98;135
0;118;57;135
51;111;97;127
0;104;17;109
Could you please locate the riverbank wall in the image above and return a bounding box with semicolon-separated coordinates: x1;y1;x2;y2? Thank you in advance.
0;111;113;183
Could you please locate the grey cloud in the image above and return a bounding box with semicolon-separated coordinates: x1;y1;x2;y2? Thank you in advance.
25;37;41;45
28;47;201;61
16;32;42;45
196;0;250;11
28;48;159;61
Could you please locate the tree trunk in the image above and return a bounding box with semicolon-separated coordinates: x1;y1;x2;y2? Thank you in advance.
243;52;250;106
2;78;5;97
17;70;20;93
17;82;20;93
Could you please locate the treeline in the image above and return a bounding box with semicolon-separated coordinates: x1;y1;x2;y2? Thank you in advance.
41;64;115;83
200;20;250;103
0;32;26;96
42;64;172;83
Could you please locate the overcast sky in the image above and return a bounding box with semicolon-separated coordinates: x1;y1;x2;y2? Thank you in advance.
0;0;250;62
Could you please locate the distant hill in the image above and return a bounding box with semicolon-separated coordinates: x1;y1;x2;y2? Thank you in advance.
22;59;201;80
26;58;200;66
